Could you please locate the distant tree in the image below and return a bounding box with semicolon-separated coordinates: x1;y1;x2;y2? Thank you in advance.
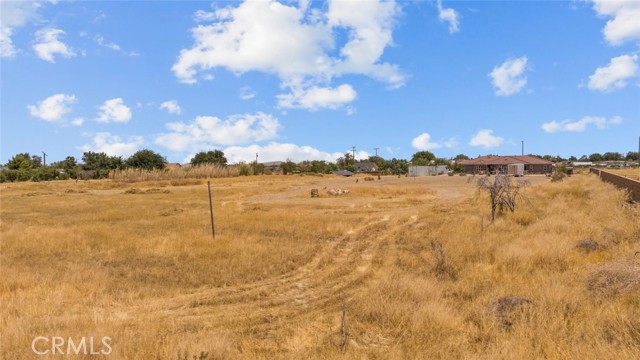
336;152;354;170
388;158;409;175
82;152;124;171
190;150;227;166
411;151;436;165
6;153;35;170
578;155;588;161
602;152;623;161
454;154;469;161
281;159;297;175
126;149;166;170
588;153;603;162
626;152;639;161
368;155;387;171
568;156;578;162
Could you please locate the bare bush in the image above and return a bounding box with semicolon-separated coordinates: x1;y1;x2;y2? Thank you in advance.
576;239;600;253
491;295;533;330
430;240;457;281
477;175;528;222
586;261;640;299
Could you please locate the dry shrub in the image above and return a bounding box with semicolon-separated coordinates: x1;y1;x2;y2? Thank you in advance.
491;295;533;330
550;172;566;182
111;164;239;182
124;188;171;195
430;240;457;281
586;261;640;299
576;239;600;253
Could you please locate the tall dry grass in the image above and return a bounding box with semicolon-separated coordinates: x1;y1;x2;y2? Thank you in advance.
1;174;639;359
110;164;240;182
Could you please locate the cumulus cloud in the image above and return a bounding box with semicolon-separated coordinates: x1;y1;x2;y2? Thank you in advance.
591;0;640;46
411;133;441;150
541;116;622;133
488;56;528;96
33;28;76;62
154;112;281;152
588;54;638;92
469;129;504;148
96;98;132;123
223;142;345;163
27;93;76;122
0;0;44;57
277;84;356;110
160;100;182;115
172;0;404;110
437;0;460;34
412;132;457;150
80;132;144;158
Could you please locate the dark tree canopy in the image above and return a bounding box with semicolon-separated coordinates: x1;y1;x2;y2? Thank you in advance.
126;149;166;170
411;151;436;166
454;154;470;161
82;151;124;170
190;150;228;166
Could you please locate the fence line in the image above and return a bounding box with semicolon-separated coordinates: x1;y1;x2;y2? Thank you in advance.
590;168;640;202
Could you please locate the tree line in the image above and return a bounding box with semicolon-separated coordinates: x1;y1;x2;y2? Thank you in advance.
1;149;638;183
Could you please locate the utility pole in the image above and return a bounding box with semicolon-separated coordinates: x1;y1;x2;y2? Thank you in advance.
374;147;380;157
521;141;524;156
254;153;258;174
351;146;356;166
42;152;47;167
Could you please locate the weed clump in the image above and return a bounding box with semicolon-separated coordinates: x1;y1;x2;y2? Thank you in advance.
491;295;533;330
576;239;601;253
586;261;640;299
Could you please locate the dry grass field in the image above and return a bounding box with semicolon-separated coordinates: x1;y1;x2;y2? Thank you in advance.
1;173;639;359
606;168;640;181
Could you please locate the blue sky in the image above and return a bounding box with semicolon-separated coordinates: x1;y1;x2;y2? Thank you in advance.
1;0;638;164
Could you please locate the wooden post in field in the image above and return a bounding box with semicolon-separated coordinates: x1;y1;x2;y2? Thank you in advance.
208;181;215;240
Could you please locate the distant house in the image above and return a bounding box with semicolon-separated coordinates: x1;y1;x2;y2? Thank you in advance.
262;161;283;172
409;165;448;176
571;161;594;167
458;155;552;175
355;162;378;173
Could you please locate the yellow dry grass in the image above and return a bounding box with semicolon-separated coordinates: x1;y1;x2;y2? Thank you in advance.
606;168;640;181
1;173;639;359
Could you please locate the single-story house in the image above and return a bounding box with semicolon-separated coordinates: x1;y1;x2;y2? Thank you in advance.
458;155;552;175
355;162;378;173
333;170;355;177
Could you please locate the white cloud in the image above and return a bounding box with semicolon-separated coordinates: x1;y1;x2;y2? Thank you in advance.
469;129;504;148
412;133;458;151
154;112;281;152
33;28;76;62
27;93;76;121
94;34;139;57
223;142;344;163
437;0;460;34
277;84;356;110
194;10;216;22
97;98;132;123
80;132;143;158
0;0;44;58
160;100;182;115
541;116;622;133
588;54;638;92
488;56;528;96
172;0;404;110
411;133;442;151
71;117;84;126
591;0;640;46
239;86;257;100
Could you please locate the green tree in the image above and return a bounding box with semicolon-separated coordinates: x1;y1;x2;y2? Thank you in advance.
388;158;409;175
411;151;436;165
588;153;603;162
281;159;297;175
626;152;639;161
6;153;35;170
82;152;124;171
190;150;227;166
602;152;623;161
454;154;469;161
126;149;166;170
